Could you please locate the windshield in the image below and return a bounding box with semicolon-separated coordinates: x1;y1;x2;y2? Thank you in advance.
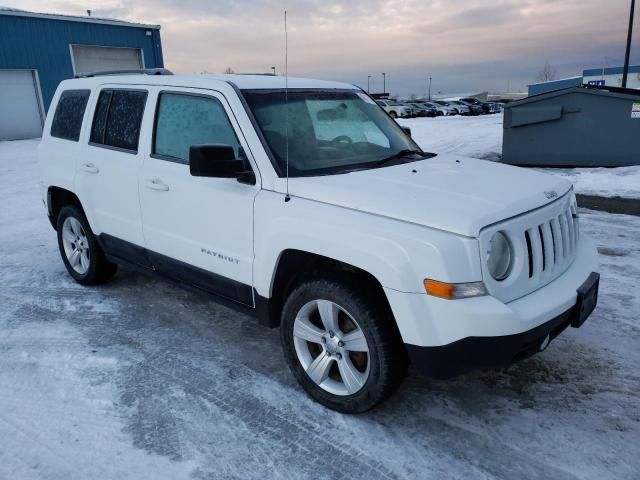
242;90;423;176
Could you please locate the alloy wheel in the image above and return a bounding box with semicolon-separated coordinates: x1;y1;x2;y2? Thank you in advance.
292;299;371;396
61;216;90;275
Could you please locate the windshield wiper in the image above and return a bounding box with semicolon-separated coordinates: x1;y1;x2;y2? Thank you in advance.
376;149;430;166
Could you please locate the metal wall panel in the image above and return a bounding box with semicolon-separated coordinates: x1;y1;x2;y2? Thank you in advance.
0;13;164;112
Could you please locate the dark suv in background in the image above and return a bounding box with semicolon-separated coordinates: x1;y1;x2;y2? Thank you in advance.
460;97;499;114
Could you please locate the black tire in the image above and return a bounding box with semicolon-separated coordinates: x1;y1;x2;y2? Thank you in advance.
389;111;397;118
56;205;118;285
280;278;407;413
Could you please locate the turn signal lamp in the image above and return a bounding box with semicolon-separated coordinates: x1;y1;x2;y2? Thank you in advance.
424;279;487;300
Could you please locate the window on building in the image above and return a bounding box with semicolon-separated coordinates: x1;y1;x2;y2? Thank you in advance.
50;90;90;141
153;93;240;163
90;89;147;152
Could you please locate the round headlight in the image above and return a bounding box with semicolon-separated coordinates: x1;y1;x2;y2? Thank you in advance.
487;231;513;281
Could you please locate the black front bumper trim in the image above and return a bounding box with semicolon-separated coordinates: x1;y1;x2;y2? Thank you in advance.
405;305;577;379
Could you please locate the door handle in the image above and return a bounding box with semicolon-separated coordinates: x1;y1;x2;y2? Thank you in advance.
81;163;99;174
145;179;170;191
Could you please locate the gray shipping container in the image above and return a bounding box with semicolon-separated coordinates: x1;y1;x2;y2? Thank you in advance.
502;86;640;167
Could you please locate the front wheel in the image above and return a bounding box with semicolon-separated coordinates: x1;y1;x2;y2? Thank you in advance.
389;111;397;118
280;279;407;413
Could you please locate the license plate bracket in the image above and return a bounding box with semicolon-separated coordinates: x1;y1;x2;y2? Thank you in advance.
572;272;600;328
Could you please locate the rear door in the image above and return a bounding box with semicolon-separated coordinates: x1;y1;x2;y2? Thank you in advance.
138;87;259;305
75;86;150;265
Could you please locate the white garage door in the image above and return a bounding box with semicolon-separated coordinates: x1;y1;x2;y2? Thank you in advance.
71;45;144;75
0;70;44;141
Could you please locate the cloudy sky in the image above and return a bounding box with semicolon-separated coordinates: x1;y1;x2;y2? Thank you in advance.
6;0;640;95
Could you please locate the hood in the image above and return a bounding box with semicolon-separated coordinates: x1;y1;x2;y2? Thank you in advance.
286;155;572;237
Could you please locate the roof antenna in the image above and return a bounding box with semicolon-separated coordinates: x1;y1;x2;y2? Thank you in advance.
284;10;291;203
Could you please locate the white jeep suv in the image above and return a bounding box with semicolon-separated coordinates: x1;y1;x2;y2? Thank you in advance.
39;71;600;413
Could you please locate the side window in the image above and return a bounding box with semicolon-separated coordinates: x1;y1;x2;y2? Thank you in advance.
50;90;90;141
90;89;147;152
153;93;241;163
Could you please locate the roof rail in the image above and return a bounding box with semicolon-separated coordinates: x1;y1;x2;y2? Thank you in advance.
74;68;174;78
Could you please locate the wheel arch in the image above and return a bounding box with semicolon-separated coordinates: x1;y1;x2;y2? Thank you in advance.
260;249;397;331
46;186;85;230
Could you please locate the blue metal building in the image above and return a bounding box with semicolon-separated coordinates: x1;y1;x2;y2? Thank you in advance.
0;8;163;140
527;76;583;97
528;66;640;97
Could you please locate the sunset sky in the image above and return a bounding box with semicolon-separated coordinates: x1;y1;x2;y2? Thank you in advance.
4;0;639;95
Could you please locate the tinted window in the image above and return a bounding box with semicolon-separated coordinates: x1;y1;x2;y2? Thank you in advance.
90;89;147;152
153;93;240;163
89;90;112;144
51;90;90;141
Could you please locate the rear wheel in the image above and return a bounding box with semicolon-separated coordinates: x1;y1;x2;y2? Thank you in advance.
56;205;117;285
389;111;397;118
281;278;407;413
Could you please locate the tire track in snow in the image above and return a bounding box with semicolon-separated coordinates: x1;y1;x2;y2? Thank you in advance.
117;348;398;480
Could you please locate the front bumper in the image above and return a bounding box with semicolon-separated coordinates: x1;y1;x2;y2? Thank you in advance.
405;289;593;378
384;234;600;378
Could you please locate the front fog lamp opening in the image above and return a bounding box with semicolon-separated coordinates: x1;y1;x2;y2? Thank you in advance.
487;231;513;281
424;279;486;300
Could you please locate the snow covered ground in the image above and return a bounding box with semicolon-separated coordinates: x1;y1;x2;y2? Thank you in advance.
398;115;640;200
1;138;639;479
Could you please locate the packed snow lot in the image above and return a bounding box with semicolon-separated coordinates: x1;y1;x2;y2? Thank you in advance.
398;115;640;200
1;139;639;480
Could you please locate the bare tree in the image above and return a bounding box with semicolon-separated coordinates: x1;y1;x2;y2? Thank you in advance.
536;62;556;83
224;67;235;74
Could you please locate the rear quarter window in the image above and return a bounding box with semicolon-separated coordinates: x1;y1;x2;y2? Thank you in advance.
50;90;90;141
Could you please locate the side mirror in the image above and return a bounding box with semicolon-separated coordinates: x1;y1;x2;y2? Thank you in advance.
189;144;255;184
400;126;412;137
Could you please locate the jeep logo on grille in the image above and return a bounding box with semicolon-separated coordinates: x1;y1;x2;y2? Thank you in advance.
544;190;558;199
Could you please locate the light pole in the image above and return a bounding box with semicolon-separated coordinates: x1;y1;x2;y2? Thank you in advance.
367;75;372;93
382;72;386;95
271;66;276;76
622;0;635;88
428;76;432;100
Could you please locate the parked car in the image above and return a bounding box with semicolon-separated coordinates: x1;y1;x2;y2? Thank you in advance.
460;97;500;114
406;102;437;117
420;101;454;116
448;100;474;115
40;71;600;414
375;99;411;118
457;98;484;115
491;101;505;112
399;102;419;118
434;100;469;115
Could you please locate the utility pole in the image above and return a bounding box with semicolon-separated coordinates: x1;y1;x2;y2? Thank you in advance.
622;0;635;88
382;72;386;95
428;76;432;100
367;75;372;93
